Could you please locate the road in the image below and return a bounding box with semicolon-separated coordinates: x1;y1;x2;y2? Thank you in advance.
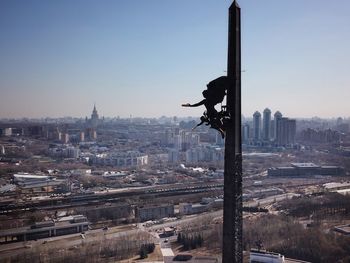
0;224;139;259
0;210;224;260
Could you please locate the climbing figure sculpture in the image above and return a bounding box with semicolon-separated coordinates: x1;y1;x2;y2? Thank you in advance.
192;113;210;131
182;76;228;138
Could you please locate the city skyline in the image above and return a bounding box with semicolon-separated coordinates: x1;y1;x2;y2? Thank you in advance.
1;0;350;119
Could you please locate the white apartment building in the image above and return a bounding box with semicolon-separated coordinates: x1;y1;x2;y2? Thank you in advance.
92;151;148;167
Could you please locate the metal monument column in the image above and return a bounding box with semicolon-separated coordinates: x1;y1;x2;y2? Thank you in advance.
223;1;242;263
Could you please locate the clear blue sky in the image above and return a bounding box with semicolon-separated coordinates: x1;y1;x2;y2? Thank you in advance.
0;0;349;119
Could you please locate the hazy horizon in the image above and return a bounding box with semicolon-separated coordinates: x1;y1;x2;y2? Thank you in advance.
0;109;348;122
1;0;350;119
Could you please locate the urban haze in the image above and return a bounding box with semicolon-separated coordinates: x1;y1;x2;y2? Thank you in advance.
1;1;350;263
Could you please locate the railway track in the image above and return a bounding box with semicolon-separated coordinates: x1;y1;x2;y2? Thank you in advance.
0;183;224;215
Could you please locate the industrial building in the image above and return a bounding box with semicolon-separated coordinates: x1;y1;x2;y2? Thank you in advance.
248;187;284;199
179;203;207;215
179;199;224;215
136;204;174;222
250;249;284;263
323;182;350;195
268;163;345;177
0;215;88;243
13;173;67;192
78;203;132;223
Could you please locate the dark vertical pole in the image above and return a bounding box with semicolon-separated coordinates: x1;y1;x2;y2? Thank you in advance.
223;1;242;263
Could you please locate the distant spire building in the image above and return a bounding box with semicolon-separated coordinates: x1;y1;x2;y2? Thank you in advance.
262;108;271;141
91;104;99;128
253;111;261;141
84;104;100;141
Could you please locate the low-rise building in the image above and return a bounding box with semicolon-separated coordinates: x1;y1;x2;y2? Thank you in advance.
268;163;345;177
249;187;284;199
179;199;223;215
250;249;284;263
323;182;350;192
0;215;89;243
163;227;175;237
92;151;148;167
13;173;67;192
136;204;174;222
179;203;193;215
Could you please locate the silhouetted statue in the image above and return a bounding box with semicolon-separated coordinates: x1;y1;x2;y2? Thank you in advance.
192;112;210;131
182;76;228;138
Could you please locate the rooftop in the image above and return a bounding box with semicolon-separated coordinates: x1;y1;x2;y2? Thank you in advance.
14;174;49;179
324;182;350;189
291;163;320;168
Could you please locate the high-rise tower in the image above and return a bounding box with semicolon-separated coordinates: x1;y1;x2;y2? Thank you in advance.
253;111;261;141
276;117;296;146
273;111;282;140
263;108;271;141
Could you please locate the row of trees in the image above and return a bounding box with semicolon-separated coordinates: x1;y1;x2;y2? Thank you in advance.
177;233;204;250
244;214;350;263
177;214;222;252
174;212;350;262
278;192;350;218
139;243;155;259
3;231;154;263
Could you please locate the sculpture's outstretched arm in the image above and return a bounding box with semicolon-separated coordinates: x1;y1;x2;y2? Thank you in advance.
182;99;205;107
